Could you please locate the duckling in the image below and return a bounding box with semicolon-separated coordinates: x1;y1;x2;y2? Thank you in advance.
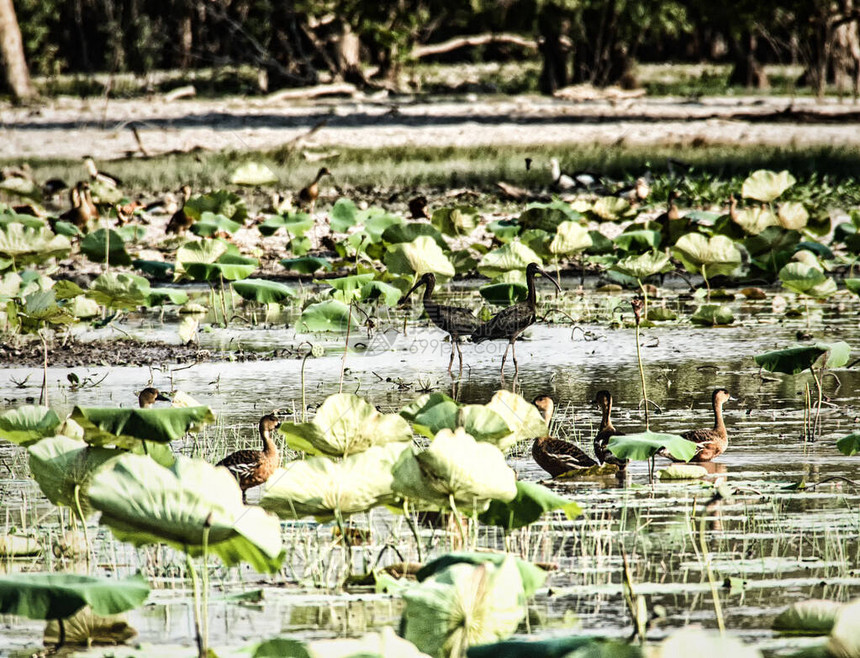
138;387;170;408
297;167;330;212
217;414;281;503
83;156;122;187
664;388;732;462
591;390;627;468
165;185;193;235
531;395;598;478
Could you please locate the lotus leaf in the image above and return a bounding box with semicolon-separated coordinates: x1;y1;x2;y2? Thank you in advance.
772;599;843;634
777;202;809;230
417;552;546;598
478;481;582;530
88;454;283;570
467;637;640;658
280;393;412;457
487;219;521;242
608;430;697;462
479;282;527;306
828;598;860;657
184;189;248;222
133;259;174;279
232;279;296;304
258;213;315;238
255;628;426;658
403;556;527;657
548;220;592;256
385;236;456;279
28;436;121;517
361;211;403;242
400;392;460;437
0;572;149;622
614;230;661;253
837;433;860;456
86;272;151;310
478;242;541;278
484;390;548;452
71;405;216;448
432;206;479;237
280;256;332;274
182;258;257;282
260;442;411;521
673;233;742;279
360;280;402;306
0;224;71;266
330;198;358;232
323;273;375;303
147;287;189;306
382;222;447;250
657;628;761;658
520;228;553;260
230;162;278;186
658;464;708;480
690;304;735;326
80;229;132;266
518;202;581;232
611;252;673;280
44;608;137;646
591;197;632;220
732;207;779;235
0;405;61;446
299;299;359;332
392;428;517;512
778;262;837;299
190;211;242;237
754;342;850;375
741;169;796;202
52;280;84;300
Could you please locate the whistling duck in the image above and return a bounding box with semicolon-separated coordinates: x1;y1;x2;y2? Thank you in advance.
663;389;732;463
531;395;598;477
408;195;430;219
138;387;170;408
165;185;193;235
472;262;561;382
58;183;96;233
400;272;480;376
217;414;281;503
592;390;627;468
297;167;330;212
83;157;122;187
550;158;600;192
618;177;650;203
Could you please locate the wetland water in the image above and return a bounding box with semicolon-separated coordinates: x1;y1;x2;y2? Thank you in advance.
1;286;859;655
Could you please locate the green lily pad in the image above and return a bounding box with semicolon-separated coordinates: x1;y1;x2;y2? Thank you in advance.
778;262;837;299
549;220;592;255
280;256;332;274
0;572;149;622
232;279;296;304
432;206;479;237
298;299;359;332
382;222;448;250
611;251;673;280
772;599;843;635
0;405;61;446
184;189;248;223
478;481;582;530
608;430;697;462
614;230;661;253
385;236;455;279
190;211;242;238
0;224;71;266
478;242;542;279
479;282;528;307
88;454;283;571
837;433;860;456
230;162;278;186
828;598;860;657
80;229;131;267
690;304;735;326
330;198;358;233
258;213;314;238
732;207;779;235
71;405;216;449
86;272;151;310
674;234;742;279
147;287;189;306
658;464;708;480
754;342;850;375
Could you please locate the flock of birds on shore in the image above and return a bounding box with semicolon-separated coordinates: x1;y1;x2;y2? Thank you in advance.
137;383;732;503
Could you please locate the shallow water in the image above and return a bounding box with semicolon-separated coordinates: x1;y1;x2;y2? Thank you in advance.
1;287;859;655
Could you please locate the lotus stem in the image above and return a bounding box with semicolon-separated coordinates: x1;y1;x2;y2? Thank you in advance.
56;617;66;649
402;500;424;563
334;510;353;577
300;343;312;423
73;484;92;569
339;303;353;394
631;300;650;431
698;511;725;635
201;519;211;652
39;328;48;407
637;278;648;318
810;366;824;440
701;264;710;302
620;547;645;643
219;274;229;327
448;494;467;549
186;553;206;658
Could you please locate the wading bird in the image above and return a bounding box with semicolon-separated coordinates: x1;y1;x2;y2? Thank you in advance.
663;388;732;462
591;390;627;469
531;395;598;477
217;414;282;503
138;387;170;408
298;167;330;212
399;272;480;377
471;262;561;381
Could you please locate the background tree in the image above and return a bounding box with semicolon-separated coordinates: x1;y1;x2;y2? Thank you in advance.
0;0;34;101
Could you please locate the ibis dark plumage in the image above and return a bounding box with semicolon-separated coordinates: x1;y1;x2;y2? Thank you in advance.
399;272;480;376
471;262;560;381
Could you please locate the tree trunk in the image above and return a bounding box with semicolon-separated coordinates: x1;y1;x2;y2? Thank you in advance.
537;6;569;94
727;31;769;89
337;23;366;85
0;0;34;101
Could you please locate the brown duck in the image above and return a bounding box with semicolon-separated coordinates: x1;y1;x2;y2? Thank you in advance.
297;167;330;212
165;185;193;235
591;390;627;468
531;395;598;478
664;388;732;462
138;387;170;408
58;182;97;233
217;414;281;503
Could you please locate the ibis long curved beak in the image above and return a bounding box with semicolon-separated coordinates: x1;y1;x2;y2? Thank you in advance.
536;266;562;293
398;277;425;306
